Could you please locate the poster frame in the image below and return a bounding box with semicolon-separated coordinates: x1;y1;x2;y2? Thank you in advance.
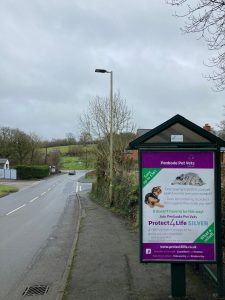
139;148;221;264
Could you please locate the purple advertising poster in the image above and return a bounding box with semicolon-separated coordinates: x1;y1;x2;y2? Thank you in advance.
141;151;215;262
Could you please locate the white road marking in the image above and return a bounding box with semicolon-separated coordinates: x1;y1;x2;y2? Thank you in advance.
76;182;79;193
29;196;39;203
6;181;58;216
6;204;26;216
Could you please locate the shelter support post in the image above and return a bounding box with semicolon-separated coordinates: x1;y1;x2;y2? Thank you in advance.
171;263;186;298
215;150;224;298
217;262;224;297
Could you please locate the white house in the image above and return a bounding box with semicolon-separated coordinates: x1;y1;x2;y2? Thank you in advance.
0;159;10;169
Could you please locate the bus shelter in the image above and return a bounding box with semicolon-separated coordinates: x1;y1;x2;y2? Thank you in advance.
127;114;225;298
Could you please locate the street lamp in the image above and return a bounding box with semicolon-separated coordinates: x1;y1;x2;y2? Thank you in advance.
95;68;113;205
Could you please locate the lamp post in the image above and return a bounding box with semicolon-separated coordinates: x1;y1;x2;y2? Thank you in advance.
95;69;113;205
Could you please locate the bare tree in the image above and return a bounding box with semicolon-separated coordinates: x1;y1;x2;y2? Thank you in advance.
12;129;32;165
79;130;93;168
217;105;225;139
80;90;135;174
79;130;93;144
66;132;77;145
80;91;135;140
29;132;42;164
0;127;14;158
0;127;39;165
167;0;225;90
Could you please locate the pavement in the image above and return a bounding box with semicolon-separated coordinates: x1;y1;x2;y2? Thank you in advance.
62;192;221;300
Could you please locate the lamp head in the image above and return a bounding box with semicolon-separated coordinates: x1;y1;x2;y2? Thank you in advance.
95;69;107;73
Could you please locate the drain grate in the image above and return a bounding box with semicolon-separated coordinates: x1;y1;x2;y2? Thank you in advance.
22;285;49;296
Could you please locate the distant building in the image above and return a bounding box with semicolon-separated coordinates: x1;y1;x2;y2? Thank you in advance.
0;159;9;169
203;123;225;163
203;123;216;134
124;129;151;161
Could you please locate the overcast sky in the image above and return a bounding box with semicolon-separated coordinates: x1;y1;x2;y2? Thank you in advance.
0;0;224;140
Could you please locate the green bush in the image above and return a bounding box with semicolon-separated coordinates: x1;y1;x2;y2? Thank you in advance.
91;177;109;207
91;174;139;224
16;165;49;179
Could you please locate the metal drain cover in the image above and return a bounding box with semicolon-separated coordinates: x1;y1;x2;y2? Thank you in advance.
22;285;49;296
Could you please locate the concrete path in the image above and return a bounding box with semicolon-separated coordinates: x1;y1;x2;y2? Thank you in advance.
64;193;217;300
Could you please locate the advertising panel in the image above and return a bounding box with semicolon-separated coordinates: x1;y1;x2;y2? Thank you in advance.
141;151;215;262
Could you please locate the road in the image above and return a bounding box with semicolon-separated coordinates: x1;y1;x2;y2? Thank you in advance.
0;171;90;300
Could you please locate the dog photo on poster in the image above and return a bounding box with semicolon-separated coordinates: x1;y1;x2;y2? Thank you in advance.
141;151;215;262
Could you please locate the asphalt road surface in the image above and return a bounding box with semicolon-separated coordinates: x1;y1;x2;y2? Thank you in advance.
0;171;90;300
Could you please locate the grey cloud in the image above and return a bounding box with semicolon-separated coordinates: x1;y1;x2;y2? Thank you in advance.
0;0;224;139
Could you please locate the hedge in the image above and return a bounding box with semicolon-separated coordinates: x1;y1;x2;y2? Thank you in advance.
16;165;49;179
91;174;139;224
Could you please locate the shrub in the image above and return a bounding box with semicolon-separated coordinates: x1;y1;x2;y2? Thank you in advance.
91;177;109;207
91;173;139;224
16;165;49;179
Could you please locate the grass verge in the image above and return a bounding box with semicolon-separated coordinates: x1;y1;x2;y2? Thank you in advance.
84;171;96;183
0;185;18;197
60;156;95;170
